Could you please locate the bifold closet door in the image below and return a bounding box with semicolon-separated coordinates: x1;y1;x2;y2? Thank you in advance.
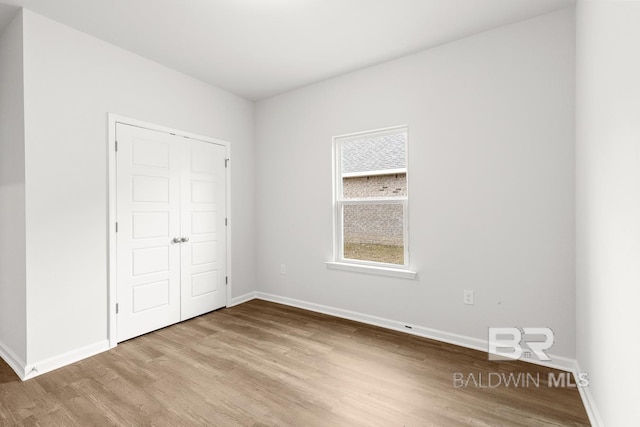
116;123;227;342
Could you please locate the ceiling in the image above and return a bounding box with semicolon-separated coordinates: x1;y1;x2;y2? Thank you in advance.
1;0;574;100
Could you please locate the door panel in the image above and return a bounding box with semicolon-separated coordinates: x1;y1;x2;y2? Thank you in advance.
132;212;169;239
191;271;218;297
116;124;181;342
191;242;217;265
191;211;217;234
191;181;216;203
131;176;170;202
180;139;227;320
132;246;169;276
132;280;170;313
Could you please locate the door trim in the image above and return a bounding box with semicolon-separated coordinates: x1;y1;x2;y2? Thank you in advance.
107;114;232;349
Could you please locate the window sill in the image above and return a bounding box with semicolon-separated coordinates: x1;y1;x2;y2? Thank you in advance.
325;261;417;280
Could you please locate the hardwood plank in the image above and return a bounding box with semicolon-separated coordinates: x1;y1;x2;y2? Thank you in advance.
0;300;590;426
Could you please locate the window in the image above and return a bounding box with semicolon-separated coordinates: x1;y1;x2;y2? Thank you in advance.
332;126;410;272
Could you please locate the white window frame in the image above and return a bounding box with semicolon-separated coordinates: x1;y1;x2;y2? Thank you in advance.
327;126;416;279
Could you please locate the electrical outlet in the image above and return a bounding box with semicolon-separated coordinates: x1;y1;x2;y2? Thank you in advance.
464;290;474;305
280;264;286;275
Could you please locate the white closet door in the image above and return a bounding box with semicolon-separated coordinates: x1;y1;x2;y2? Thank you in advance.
180;138;227;320
116;124;181;342
116;123;228;342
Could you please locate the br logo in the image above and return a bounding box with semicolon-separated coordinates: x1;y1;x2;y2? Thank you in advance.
488;327;554;361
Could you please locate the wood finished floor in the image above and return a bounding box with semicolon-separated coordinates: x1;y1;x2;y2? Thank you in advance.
0;300;589;426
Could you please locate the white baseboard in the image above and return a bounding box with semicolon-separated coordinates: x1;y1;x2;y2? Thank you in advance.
256;291;491;348
573;362;603;427
22;340;110;381
229;291;257;307
518;351;577;373
0;338;26;379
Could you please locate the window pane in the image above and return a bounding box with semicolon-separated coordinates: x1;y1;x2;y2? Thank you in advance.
343;173;407;199
341;133;407;174
343;204;404;265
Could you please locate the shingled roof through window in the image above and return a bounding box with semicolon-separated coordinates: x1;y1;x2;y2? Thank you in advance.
342;132;407;174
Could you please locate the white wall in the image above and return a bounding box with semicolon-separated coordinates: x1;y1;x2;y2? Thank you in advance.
255;9;576;357
576;1;640;424
20;9;255;366
0;10;26;369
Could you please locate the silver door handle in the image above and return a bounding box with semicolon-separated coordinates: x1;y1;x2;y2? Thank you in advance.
172;237;182;244
181;237;190;243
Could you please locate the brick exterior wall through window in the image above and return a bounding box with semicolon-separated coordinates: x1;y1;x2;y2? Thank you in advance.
343;173;406;246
